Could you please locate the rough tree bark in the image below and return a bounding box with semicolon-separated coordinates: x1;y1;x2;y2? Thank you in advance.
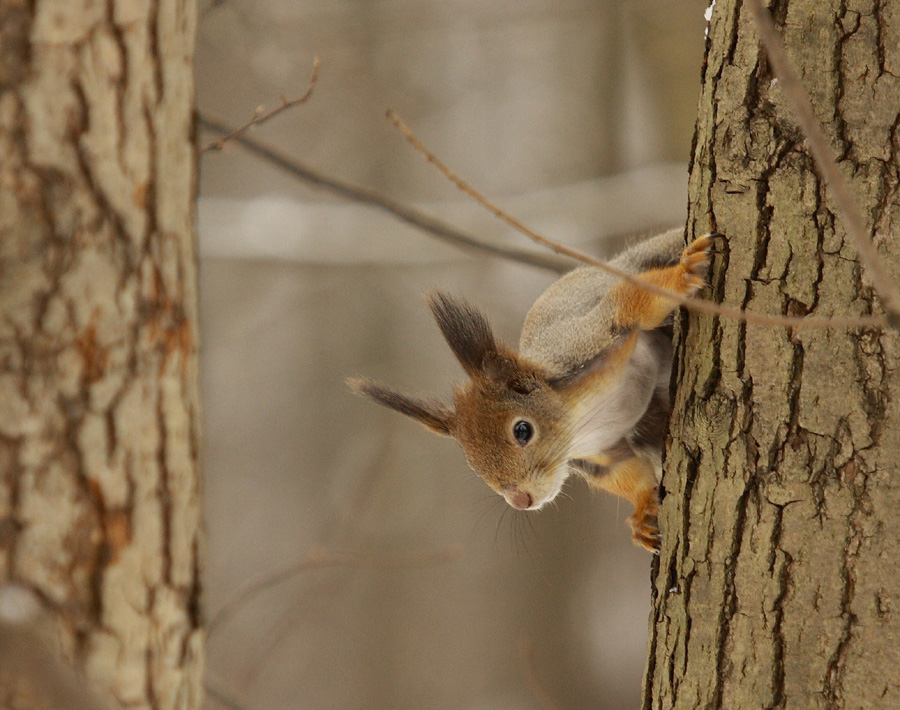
0;1;202;709
644;1;900;709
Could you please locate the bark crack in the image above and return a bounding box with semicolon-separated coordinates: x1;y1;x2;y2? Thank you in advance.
155;391;173;587
765;504;790;710
712;486;751;710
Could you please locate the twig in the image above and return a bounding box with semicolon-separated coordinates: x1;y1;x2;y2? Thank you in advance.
386;109;885;330
198;114;571;272
207;544;462;634
206;676;250;710
746;0;900;329
201;56;321;154
201;0;227;16
520;637;562;710
235;574;331;690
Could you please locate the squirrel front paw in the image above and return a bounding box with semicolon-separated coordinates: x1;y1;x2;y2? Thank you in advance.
678;234;715;295
627;488;660;552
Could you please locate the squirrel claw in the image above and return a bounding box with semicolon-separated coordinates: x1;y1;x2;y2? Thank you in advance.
678;237;713;296
681;236;713;273
628;489;661;552
630;522;661;553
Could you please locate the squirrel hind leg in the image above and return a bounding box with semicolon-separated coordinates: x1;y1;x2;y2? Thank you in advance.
588;456;661;552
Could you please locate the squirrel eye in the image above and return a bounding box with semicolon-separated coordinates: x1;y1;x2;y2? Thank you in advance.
512;420;534;446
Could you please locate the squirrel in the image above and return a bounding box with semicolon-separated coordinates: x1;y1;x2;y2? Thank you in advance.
349;228;712;551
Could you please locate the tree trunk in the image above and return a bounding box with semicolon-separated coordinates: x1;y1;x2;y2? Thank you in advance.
644;1;900;709
0;1;202;708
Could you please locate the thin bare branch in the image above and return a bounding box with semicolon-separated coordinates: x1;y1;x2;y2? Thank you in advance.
386;109;886;330
207;544;462;635
201;56;321;154
746;0;900;328
201;0;228;16
198;114;571;272
206;676;250;710
520;637;562;710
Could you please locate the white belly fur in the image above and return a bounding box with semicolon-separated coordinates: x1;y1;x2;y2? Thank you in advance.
566;332;671;460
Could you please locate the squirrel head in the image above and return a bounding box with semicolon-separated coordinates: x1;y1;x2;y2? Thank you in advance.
350;292;573;510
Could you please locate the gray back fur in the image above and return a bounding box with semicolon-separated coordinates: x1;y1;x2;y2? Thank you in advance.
519;228;684;379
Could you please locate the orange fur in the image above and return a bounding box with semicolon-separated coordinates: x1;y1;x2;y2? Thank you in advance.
587;456;659;551
612;236;712;330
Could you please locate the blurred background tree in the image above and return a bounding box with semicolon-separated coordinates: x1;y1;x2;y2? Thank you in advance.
0;0;202;708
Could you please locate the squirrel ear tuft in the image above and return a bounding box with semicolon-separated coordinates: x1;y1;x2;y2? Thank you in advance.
427;291;501;378
347;378;454;436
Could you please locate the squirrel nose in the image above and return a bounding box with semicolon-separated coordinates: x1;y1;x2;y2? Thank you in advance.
507;488;533;510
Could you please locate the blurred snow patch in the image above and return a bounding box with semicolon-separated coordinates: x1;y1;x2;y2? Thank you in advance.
199;164;687;264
